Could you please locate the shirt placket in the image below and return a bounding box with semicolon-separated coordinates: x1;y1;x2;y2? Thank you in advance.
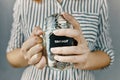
55;0;65;13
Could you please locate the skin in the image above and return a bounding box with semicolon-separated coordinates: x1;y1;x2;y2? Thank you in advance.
57;0;62;3
7;27;46;69
7;12;110;70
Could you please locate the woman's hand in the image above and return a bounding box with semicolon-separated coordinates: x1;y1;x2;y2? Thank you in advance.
21;27;46;69
51;13;90;69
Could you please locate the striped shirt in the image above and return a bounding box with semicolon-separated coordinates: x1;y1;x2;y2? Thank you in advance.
7;0;114;80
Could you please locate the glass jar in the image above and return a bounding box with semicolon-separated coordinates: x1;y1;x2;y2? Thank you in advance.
43;13;77;70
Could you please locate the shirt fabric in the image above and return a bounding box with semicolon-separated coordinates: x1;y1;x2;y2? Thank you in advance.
7;0;114;80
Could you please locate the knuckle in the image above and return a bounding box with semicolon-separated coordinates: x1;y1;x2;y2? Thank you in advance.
35;62;45;70
76;22;80;26
24;55;29;60
75;30;80;36
35;65;43;70
33;36;42;43
27;51;36;59
36;53;41;58
33;36;39;43
35;54;40;58
37;44;43;50
21;42;26;48
33;27;38;31
80;55;87;64
25;54;30;60
32;28;37;34
74;21;80;27
21;48;27;53
34;58;40;64
35;26;40;30
34;36;39;41
27;54;31;59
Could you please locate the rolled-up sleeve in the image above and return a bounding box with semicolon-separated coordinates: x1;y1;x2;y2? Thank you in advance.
7;0;23;52
94;0;114;69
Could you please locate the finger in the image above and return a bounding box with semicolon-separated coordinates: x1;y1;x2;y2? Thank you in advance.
31;27;43;37
53;29;84;43
54;54;87;63
62;12;80;30
61;13;87;44
35;56;46;69
51;46;89;55
53;29;80;37
25;44;43;59
28;53;42;65
73;63;86;69
21;36;43;54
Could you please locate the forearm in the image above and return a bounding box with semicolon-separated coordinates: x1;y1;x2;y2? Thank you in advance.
83;50;110;70
6;48;28;68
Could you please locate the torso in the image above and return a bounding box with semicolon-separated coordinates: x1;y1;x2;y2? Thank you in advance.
20;0;103;80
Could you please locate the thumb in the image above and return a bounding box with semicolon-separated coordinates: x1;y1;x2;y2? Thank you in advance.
35;56;46;69
31;26;43;37
62;12;80;30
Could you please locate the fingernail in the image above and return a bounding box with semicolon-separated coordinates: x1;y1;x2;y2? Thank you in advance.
28;61;31;64
51;48;56;52
63;12;67;16
54;55;58;60
37;30;42;34
61;12;65;15
54;55;57;60
53;30;58;35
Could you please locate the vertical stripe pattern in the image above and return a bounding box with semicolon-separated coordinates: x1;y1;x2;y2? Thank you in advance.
7;0;114;80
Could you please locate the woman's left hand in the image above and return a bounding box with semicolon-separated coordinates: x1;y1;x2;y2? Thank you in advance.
51;12;90;69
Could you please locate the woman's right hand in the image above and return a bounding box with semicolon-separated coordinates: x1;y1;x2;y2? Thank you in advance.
21;27;46;69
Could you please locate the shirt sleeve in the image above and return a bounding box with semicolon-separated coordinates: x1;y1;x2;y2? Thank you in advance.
94;0;114;69
6;0;23;52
